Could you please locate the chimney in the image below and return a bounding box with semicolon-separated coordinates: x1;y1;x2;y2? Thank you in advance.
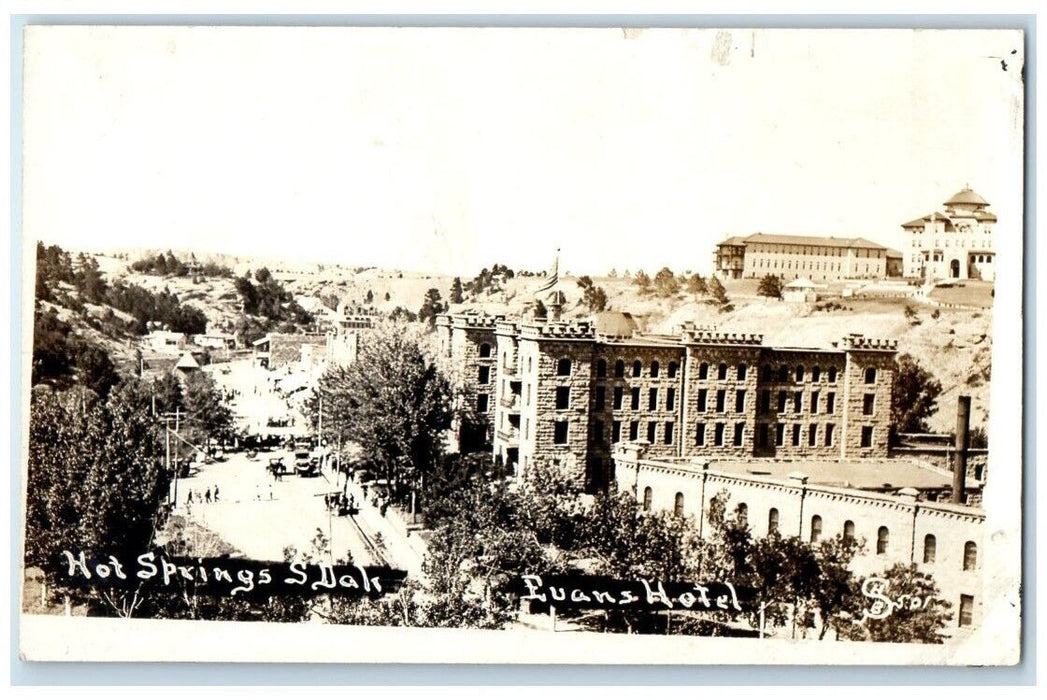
951;396;971;504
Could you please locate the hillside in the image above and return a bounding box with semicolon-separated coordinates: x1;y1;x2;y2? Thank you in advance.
51;249;993;433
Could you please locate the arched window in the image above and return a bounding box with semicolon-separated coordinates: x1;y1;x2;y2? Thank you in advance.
651;361;660;378
614;359;625;378
596;359;607;378
963;541;978;571
632;360;642;377
737;363;748;380
768;508;780;534
557;358;572;376
778;365;790;382
761;365;773;381
864;367;877;384
478;343;491;358
810;515;822;542
674;492;684;517
642;487;653;512
795;365;805;382
812;366;822;382
736;502;748;527
923;534;937;564
699;362;709;380
667;361;679;378
877;526;890;555
718;363;728;380
843;520;855;542
828;367;838;382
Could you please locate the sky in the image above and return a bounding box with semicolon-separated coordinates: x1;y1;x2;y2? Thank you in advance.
21;27;1024;276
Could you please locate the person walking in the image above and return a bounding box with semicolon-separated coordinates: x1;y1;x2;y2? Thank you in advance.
205;488;212;504
214;485;220;502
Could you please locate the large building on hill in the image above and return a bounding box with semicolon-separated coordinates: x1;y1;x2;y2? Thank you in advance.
901;188;996;281
714;233;894;282
436;312;897;492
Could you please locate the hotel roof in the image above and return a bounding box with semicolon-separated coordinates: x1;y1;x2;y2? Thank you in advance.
721;233;888;250
707;458;955;492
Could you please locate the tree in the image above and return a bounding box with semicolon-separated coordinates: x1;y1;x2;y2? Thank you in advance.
653;267;680;297
417;288;447;327
182;371;234;446
365;289;374;305
316;322;453;509
576;276;608;313
533;299;548;319
633;270;651;293
891;354;942;435
844;563;953;643
384;291;391;302
757;274;783;300
685;273;708;297
75;344;120;399
449;277;464;304
25;379;172;617
811;534;865;639
708;277;730;305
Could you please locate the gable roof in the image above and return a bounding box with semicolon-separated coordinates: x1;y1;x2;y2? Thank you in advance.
741;233;887;250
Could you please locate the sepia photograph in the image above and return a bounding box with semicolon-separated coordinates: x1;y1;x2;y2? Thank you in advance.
15;24;1025;666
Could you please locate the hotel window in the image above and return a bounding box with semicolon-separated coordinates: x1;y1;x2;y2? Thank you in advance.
614;360;625;378
808;423;818;446
716;390;726;412
826;392;836;413
863;393;875;415
699;362;709;380
825;423;835;446
810;515;823;543
649;388;658;411
760;390;771;412
792;424;801;446
632;360;642;377
735;389;746;413
613;387;624;410
736;502;749;526
795;365;805;382
555;386;571;410
778;365;789;382
664;422;674;444
479;343;491;358
737;363;747;380
667;361;679;378
593;420;605;442
714;423;725;446
478;365;490;384
650;361;660;378
718;363;728;380
612;421;621;442
964;542;978;571
777;390;787;413
959;595;975;627
526;384;531;406
631;387;641;410
775;423;785;446
674;492;685;517
923;534;937;564
768;508;780;534
647;421;657;443
477;394;489;413
666;388;676;411
864;367;877;384
761;365;773;381
793;391;803;413
843;520;855;542
596;359;607;378
557;358;571;376
595;386;606;411
698;389;708;412
643;487;653;511
828;367;838;382
629;421;639;441
553;421;569;444
811;391;820;414
733;423;745;446
758;423;770;448
524;418;529;439
877;526;889;555
695;422;706;446
861;426;874;448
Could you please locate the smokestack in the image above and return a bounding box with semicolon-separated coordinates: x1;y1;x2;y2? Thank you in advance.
952;396;971;504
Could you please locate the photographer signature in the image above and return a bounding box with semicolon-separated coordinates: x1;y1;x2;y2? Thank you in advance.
859;576;933;622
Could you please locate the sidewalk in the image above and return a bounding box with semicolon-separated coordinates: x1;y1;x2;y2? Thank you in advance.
336;468;428;579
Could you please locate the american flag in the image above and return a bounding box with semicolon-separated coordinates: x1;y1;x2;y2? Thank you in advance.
534;250;559;295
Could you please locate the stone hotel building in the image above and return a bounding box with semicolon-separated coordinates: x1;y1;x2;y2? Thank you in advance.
715;233;896;282
437;312;897;491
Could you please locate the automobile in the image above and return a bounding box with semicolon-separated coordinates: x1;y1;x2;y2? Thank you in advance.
268;456;286;475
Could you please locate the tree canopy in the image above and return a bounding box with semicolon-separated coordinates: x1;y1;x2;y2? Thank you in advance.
757;274;783;299
891;353;943;435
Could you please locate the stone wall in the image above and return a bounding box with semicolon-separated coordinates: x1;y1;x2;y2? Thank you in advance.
681;343;763;458
841;348;896;459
